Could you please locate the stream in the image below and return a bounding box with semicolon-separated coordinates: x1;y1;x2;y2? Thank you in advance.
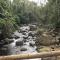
0;24;41;60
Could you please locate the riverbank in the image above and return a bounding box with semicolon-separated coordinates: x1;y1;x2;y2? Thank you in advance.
0;24;39;55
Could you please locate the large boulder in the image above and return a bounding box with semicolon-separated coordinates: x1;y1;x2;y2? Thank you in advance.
36;32;55;46
16;41;23;46
20;47;27;51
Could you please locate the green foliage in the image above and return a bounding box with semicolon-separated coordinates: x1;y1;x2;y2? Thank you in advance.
0;0;60;39
38;0;60;29
12;0;40;24
0;0;17;38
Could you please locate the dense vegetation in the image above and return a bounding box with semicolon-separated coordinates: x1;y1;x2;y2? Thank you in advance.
0;0;60;39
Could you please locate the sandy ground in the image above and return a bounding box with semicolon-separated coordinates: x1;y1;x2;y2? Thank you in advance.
38;45;60;60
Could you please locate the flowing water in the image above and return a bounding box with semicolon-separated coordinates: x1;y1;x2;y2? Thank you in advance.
0;25;41;60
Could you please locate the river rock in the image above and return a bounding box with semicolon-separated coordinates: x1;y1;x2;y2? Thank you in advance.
15;36;20;39
0;47;8;55
3;45;8;48
36;32;55;46
20;30;26;33
23;39;27;42
20;47;27;51
16;41;23;46
22;32;26;35
0;40;9;47
29;42;35;47
28;32;35;37
10;35;20;39
30;25;37;31
23;35;28;39
4;38;14;44
20;26;30;32
0;42;4;47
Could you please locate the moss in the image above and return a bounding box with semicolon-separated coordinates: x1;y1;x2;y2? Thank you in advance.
37;46;51;52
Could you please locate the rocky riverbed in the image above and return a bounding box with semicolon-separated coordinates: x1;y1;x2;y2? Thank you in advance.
0;24;41;60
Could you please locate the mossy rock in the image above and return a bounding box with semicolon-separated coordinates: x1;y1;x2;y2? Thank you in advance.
4;38;14;44
36;32;55;46
16;41;23;46
30;25;37;31
20;48;27;51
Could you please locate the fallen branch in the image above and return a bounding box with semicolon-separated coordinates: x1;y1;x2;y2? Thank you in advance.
0;51;60;60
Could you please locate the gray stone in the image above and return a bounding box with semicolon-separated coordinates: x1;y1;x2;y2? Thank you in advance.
20;48;27;51
23;36;28;39
11;35;20;39
29;42;35;47
0;42;4;47
30;25;37;31
16;41;23;46
23;39;27;42
4;38;14;44
28;32;35;37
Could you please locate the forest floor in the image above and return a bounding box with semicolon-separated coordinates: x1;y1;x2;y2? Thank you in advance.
36;27;60;60
39;46;60;60
38;45;60;52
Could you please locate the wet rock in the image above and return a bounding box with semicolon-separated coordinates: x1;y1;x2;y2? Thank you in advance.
4;38;14;44
28;36;32;39
0;42;4;47
20;47;27;51
23;36;28;39
22;32;26;35
26;40;29;42
10;35;20;39
30;25;37;31
0;34;5;40
36;32;55;46
28;32;35;37
3;45;8;48
20;26;30;32
0;40;9;47
24;43;27;45
0;47;8;55
29;42;35;47
42;57;56;60
33;39;36;41
16;41;23;46
15;36;20;39
20;30;26;33
33;37;36;40
23;39;27;42
55;37;60;46
18;30;21;33
1;47;8;51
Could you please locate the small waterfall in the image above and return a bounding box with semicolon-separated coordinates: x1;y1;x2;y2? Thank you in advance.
2;25;41;60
